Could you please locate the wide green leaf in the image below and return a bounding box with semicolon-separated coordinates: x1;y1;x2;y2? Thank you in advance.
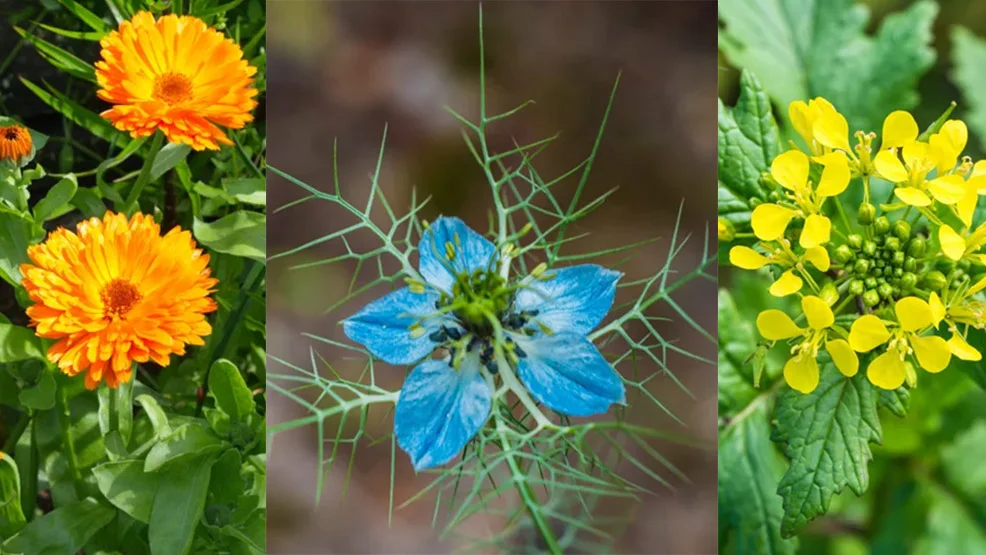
717;70;779;228
0;209;43;285
151;143;192;180
0;324;46;363
952;27;986;152
208;359;255;422
940;421;986;509
772;370;882;537
33;174;78;222
149;455;215;555
719;0;937;133
2;497;114;554
718;289;760;416
92;460;158;523
914;483;986;554
0;453;27;538
144;423;224;472
193;211;266;263
719;402;797;555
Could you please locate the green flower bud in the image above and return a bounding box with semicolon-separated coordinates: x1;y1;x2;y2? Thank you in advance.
873;267;884;277
875;259;886;268
749;197;762;207
907;237;927;258
885;237;901;252
820;281;839;306
863;241;877;257
875;235;886;246
874;216;891;235
877;276;888;285
892;220;911;241
864;276;878;289
718;218;735;243
768;191;782;202
901;272;917;291
892;251;906;267
863;290;881;307
849;279;865;296
893;267;903;277
857;203;876;225
949;269;968;285
855;259;871;274
892;285;901;296
923;270;947;291
878;283;893;298
958;259;972;271
904;257;917;272
834;244;854;264
847;234;863;249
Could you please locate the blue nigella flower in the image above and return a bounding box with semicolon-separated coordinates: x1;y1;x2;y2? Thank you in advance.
343;216;626;470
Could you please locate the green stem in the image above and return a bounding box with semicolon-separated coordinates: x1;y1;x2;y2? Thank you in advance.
21;417;38;522
56;386;82;485
2;414;30;454
122;132;165;214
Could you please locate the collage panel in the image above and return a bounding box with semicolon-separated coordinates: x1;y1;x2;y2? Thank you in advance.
719;0;986;553
0;1;267;554
266;2;716;554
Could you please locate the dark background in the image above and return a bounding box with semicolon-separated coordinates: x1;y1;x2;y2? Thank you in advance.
267;2;717;553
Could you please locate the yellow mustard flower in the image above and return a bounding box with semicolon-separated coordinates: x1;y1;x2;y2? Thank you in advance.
929;279;986;361
849;297;951;389
789;98;846;155
880;110;920;151
874;120;969;208
751;149;849;248
718;217;735;242
937;221;986;263
729;240;830;297
756;296;858;393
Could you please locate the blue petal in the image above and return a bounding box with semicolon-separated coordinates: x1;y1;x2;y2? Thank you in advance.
514;265;621;335
343;287;448;365
395;357;492;470
514;332;625;417
418;216;498;293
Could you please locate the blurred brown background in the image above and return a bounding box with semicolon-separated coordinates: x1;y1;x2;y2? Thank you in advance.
266;1;717;553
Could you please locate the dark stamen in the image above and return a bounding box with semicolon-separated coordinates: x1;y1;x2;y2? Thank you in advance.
513;344;527;358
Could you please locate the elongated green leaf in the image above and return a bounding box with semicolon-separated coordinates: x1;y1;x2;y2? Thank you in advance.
2;497;114;554
33;174;78;222
144;423;224;472
0;324;45;362
151;143;192;180
719;402;798;555
193;211;266;263
19;77;128;147
209;359;255;422
149;455;215;555
772;370;881;537
953;27;986;152
92;459;158;523
15;27;96;83
135;394;171;438
98;377;134;449
54;0;110;32
0;453;27;538
37;22;105;41
720;0;937;133
718;71;779;228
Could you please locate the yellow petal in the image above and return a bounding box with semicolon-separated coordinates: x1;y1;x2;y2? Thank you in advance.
874;150;908;183
800;214;831;248
769;271;803;297
927;175;966;205
770;150;809;191
910;335;951;373
895;297;933;332
957;182;978;228
969;276;986;296
826;339;859;377
729;246;769;270
867;350;907;390
783;354;820;394
973;160;986;179
930;119;968;172
802;295;834;330
928;292;946;328
789;100;818;145
938;224;966;261
751;204;796;241
803;246;830;271
814;110;851;152
814;152;851;196
849;315;891;352
757;309;805;341
881;110;919;149
970;175;986;194
893;187;932;207
948;334;981;362
902;141;929;170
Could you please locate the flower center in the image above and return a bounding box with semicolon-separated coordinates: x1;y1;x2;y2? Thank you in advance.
153;73;193;105
101;279;142;318
3;129;18;141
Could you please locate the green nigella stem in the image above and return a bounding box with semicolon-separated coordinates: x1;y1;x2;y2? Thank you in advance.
123;131;166;215
56;384;83;485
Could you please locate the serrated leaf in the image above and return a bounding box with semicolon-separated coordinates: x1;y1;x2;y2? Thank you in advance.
772;370;882;537
718;289;760;416
717;70;780;227
719;0;937;133
953;27;986;152
879;387;910;418
719;401;798;555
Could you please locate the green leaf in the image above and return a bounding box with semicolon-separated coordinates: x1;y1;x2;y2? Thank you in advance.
33;173;78;222
717;70;780;228
151;143;192;180
940;421;986;507
98;378;134;454
0;209;44;285
193;211;266;263
879;387;911;418
19;77;129;147
772;370;882;537
225;178;266;206
208;359;255;422
14;27;96;83
18;371;56;411
914;483;986;555
149;455;215;555
719;0;937;133
209;449;244;506
144;423;224;472
718;289;760;416
948;328;986;389
0;324;46;362
2;497;114;554
52;0;110;33
92;460;158;523
719;401;798;555
0;453;27;538
135;394;171;438
953;27;986;152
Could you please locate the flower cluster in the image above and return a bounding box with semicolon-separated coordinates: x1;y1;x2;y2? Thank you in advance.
725;98;986;393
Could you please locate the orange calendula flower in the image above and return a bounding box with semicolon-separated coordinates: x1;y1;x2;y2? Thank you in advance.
95;12;258;151
0;124;33;164
20;212;218;389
